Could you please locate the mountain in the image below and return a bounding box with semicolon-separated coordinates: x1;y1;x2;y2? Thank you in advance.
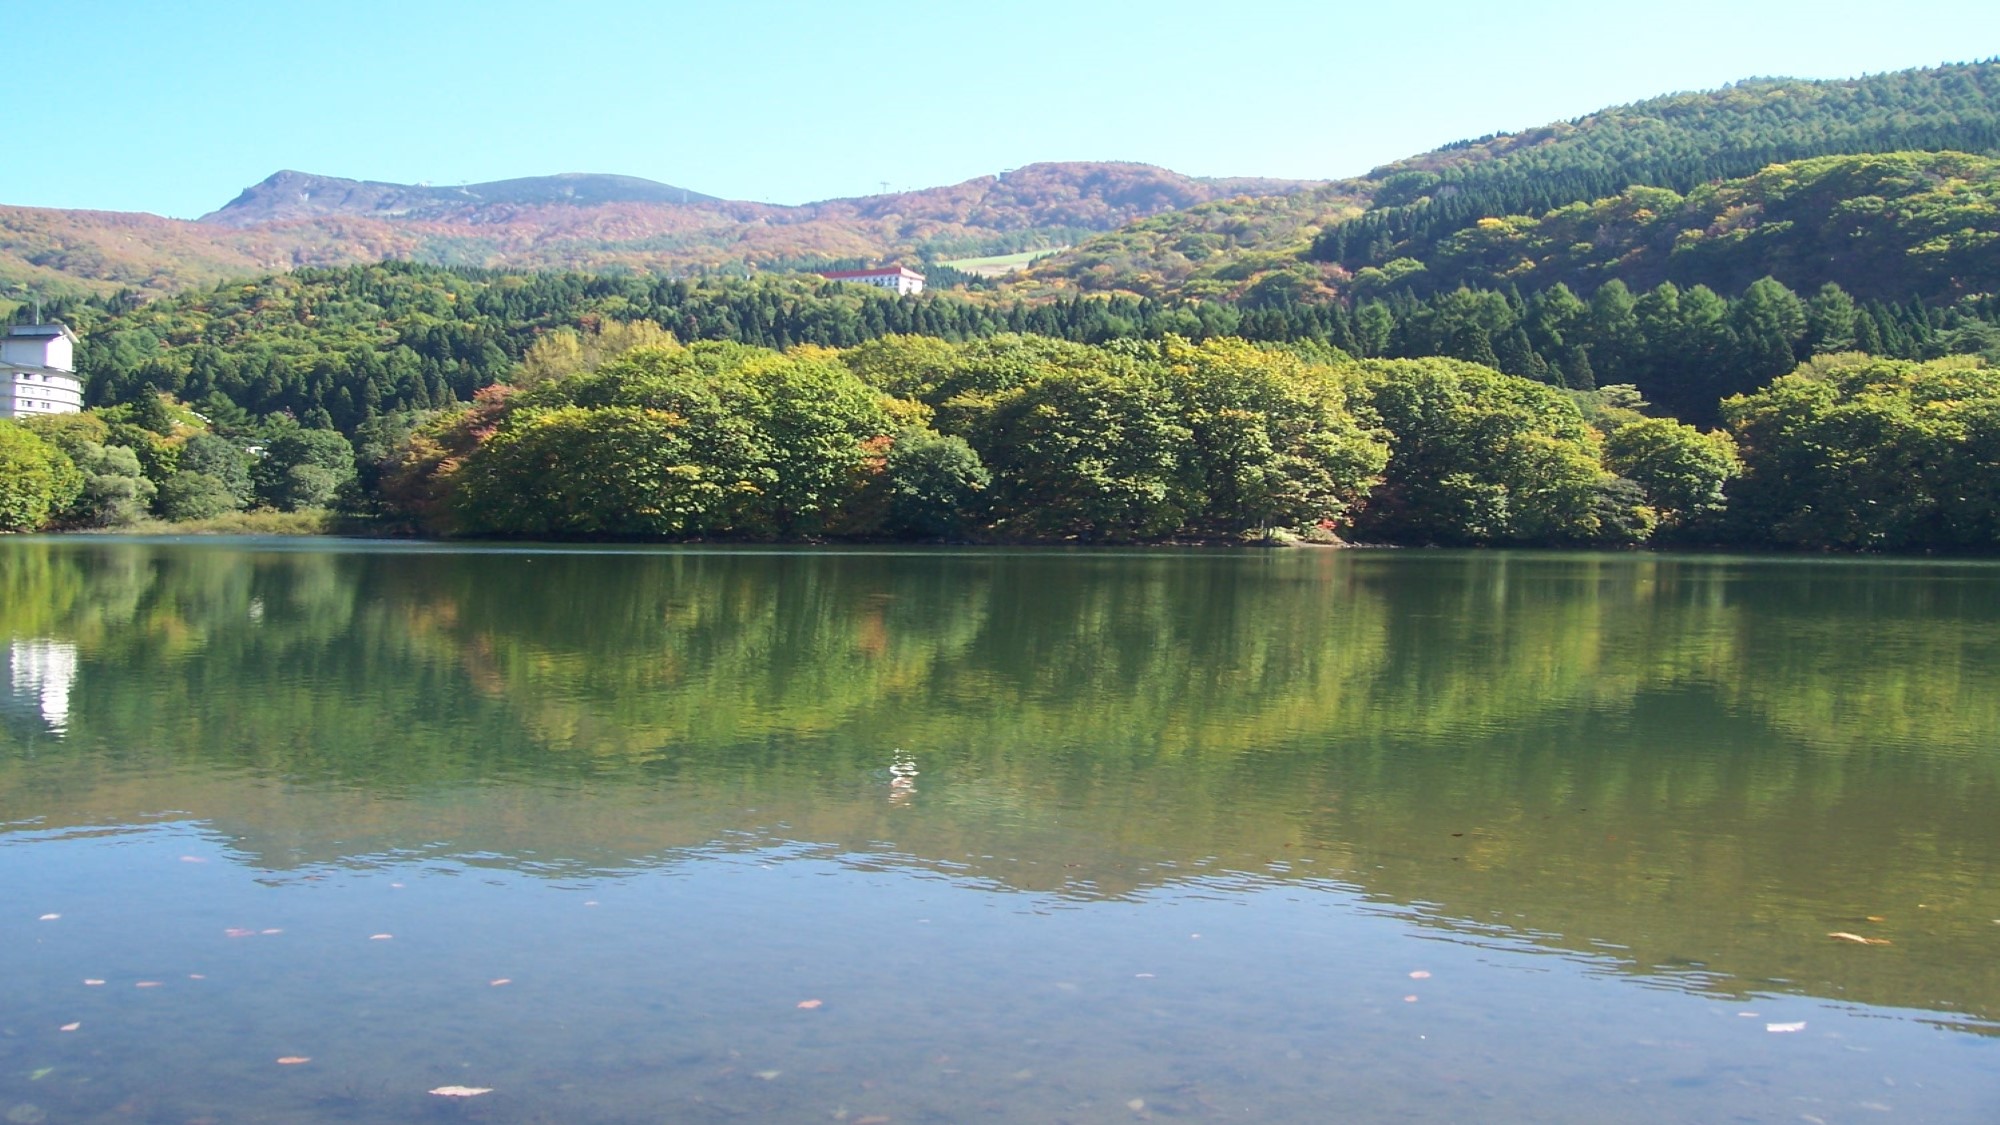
0;162;1325;302
201;171;722;226
1018;59;2000;301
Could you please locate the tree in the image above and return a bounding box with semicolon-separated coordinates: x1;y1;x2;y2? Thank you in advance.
1605;418;1739;536
1722;354;2000;550
1586;280;1642;385
1152;338;1387;535
66;442;157;527
880;429;991;539
1806;283;1859;355
452;406;717;538
253;428;356;510
156;471;242;522
1350;358;1638;546
977;367;1193;540
512;319;676;388
0;421;83;533
1735;277;1810;387
178;433;253;503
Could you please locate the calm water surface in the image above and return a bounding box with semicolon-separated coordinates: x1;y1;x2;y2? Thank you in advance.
2;540;1997;1124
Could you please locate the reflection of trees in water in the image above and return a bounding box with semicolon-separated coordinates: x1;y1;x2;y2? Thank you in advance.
3;542;2000;1026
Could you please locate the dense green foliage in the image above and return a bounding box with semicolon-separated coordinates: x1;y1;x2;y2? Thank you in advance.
1722;354;2000;550
1387;152;2000;305
424;335;1387;543
0;421;83;532
1310;62;2000;270
15;321;2000;553
53;259;2000;444
1350;359;1644;546
1604;418;1739;534
455;344;891;538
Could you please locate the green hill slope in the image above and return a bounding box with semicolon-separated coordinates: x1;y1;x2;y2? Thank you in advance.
1408;150;2000;303
1309;60;2000;268
1021;60;2000;300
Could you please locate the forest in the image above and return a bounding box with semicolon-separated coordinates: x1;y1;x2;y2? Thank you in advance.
5;315;1998;553
45;258;2000;432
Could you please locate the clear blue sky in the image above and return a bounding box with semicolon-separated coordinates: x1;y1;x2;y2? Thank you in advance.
27;0;2000;218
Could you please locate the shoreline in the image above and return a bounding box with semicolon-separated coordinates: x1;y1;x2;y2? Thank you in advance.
26;526;2000;559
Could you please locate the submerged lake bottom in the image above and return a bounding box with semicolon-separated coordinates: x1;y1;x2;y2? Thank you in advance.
2;540;1997;1123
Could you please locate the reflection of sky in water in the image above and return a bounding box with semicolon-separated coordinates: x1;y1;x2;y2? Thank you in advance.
3;819;1996;1125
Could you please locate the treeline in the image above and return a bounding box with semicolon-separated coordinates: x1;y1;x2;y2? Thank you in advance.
1310;60;2000;270
65;264;1216;433
8;330;2000;552
52;261;2000;442
1245;276;2000;422
344;337;2000;553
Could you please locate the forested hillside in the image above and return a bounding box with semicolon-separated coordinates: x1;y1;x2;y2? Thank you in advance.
1404;151;2000;303
1022;60;2000;301
1309;61;2000;269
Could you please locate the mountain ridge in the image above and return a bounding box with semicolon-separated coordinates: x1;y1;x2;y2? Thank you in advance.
201;170;723;226
0;161;1325;300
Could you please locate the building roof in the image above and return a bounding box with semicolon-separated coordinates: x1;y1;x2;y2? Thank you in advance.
821;267;925;280
5;322;79;344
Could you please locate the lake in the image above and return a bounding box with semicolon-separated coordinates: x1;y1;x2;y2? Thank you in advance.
2;539;1997;1123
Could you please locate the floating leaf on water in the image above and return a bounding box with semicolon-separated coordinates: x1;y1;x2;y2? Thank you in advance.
276;1057;310;1065
1766;1021;1807;1033
26;1068;53;1081
59;1023;79;1033
1865;915;1886;922
427;1086;492;1098
1409;971;1432;980
1827;932;1891;946
796;999;823;1009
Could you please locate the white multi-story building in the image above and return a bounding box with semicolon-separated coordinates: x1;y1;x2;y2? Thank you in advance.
820;266;926;295
1;322;85;419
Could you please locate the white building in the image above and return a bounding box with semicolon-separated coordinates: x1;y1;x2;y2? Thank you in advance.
820;266;926;295
1;322;85;419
